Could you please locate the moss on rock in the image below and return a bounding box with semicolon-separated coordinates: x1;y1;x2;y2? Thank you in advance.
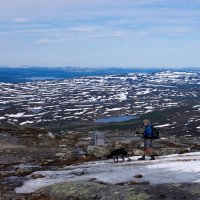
38;181;149;200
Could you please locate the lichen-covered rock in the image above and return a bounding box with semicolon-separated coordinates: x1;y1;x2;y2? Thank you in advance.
31;173;45;179
134;149;144;156
87;145;111;158
104;144;114;152
75;140;91;148
55;150;72;159
38;181;149;200
47;132;55;139
154;148;187;156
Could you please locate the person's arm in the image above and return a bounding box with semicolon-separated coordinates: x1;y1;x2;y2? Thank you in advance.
143;127;148;138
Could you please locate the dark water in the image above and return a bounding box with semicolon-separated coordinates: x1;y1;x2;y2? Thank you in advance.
28;77;63;81
0;67;162;83
95;115;138;123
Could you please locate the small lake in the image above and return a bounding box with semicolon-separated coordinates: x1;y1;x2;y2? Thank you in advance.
95;115;138;123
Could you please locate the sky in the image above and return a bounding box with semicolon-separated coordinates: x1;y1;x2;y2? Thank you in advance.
0;0;200;68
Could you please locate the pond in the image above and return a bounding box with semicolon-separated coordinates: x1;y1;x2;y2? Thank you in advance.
95;115;138;123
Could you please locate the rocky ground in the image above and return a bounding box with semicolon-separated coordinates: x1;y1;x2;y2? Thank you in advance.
0;126;92;199
1;125;200;199
38;181;200;200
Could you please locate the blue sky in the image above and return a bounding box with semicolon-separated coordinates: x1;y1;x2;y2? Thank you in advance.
0;0;200;68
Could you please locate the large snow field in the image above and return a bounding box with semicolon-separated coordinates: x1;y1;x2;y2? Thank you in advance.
16;152;200;193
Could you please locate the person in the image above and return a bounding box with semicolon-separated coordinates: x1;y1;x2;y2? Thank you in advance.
138;119;155;160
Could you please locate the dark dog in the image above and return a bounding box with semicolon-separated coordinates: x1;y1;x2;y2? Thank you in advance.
107;148;131;162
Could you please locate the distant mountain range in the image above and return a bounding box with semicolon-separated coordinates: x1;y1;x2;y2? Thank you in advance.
0;66;199;83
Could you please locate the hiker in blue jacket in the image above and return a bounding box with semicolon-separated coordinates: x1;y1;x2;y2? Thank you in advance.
138;119;155;160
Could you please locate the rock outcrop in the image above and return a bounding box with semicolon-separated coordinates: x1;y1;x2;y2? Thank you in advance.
87;145;111;158
38;181;200;200
38;181;149;200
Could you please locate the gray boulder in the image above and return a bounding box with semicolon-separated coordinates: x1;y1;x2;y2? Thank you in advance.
87;145;111;159
134;149;144;156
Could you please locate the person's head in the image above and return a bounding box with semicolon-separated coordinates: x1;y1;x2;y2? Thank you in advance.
143;119;150;126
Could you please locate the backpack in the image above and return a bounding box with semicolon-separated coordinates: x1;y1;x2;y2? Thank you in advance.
151;126;160;139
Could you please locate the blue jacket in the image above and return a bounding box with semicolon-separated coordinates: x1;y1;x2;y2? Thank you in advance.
144;124;154;139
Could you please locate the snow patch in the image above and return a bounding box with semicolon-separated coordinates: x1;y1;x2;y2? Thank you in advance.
16;152;200;194
154;124;172;128
6;113;25;118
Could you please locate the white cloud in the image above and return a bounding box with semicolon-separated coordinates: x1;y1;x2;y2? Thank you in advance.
14;18;29;23
68;25;96;32
36;38;53;44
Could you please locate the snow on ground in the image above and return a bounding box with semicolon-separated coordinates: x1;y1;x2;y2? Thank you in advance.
154;124;173;128
6;113;25;118
115;92;127;101
20;121;34;126
106;108;122;111
16;152;200;193
193;105;200;108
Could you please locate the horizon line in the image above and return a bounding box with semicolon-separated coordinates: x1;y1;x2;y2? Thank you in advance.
0;65;200;69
